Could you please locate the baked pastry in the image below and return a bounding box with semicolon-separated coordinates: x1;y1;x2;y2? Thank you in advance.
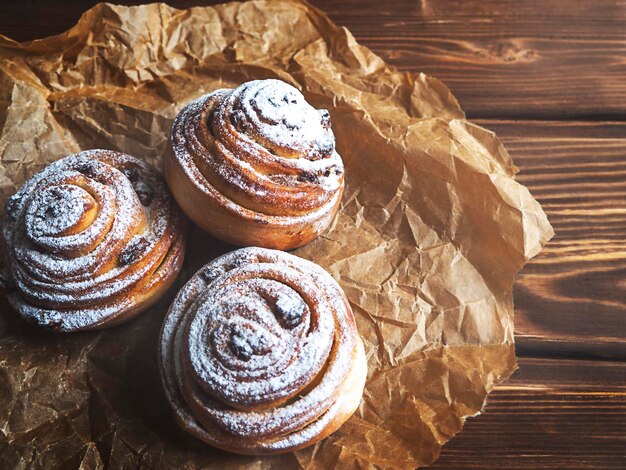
164;79;344;250
159;247;366;455
1;149;186;332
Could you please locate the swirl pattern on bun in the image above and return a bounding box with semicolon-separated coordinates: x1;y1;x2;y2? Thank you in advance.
165;79;344;250
159;247;366;454
2;149;186;332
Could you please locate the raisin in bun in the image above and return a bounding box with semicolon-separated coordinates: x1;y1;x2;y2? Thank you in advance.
164;79;344;250
1;149;186;332
159;247;366;454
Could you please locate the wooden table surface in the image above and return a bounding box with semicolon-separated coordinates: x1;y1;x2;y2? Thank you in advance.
2;1;625;468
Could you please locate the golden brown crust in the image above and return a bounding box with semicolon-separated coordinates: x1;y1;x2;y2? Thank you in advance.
1;149;187;332
159;247;367;455
164;79;344;250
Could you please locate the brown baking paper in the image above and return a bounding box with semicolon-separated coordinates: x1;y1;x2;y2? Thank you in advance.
0;1;553;468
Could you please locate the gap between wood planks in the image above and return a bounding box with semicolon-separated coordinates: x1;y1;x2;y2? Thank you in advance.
478;120;626;362
431;357;626;469
313;0;626;121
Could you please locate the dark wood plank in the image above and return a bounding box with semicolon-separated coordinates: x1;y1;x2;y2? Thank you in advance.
2;0;626;119
432;357;626;469
313;0;626;119
476;120;626;359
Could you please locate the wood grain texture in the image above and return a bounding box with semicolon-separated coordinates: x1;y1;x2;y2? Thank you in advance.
477;120;626;360
312;0;626;119
2;0;626;119
432;357;626;469
1;2;625;468
0;1;623;358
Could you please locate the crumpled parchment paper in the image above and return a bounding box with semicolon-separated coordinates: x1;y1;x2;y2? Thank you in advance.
0;1;553;468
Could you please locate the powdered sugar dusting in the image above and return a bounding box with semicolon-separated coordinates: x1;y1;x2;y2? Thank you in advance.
239;79;334;157
159;247;364;453
26;185;91;238
2;149;186;332
169;79;345;225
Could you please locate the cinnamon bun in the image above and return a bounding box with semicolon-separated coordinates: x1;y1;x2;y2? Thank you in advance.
1;149;186;332
164;79;344;250
159;247;366;454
